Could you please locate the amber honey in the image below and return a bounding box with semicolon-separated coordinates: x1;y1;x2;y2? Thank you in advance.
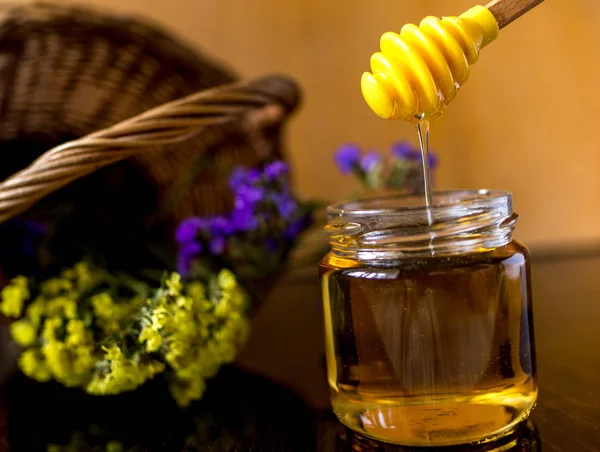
320;191;537;447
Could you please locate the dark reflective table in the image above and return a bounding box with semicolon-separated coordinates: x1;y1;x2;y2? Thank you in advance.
2;252;600;451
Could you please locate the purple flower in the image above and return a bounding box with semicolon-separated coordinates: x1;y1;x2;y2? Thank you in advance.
273;194;298;219
229;167;261;191
334;144;361;174
264;161;289;181
176;241;202;276
360;151;382;172
175;218;208;244
229;168;247;190
175;159;309;271
391;141;438;168
181;241;202;256
246;169;262;183
209;236;227;255
230;207;259;232
391;141;420;161
208;216;233;237
234;185;264;210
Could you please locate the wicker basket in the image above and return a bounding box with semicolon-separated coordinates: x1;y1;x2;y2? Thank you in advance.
0;2;300;220
0;3;302;385
0;74;300;223
0;2;300;269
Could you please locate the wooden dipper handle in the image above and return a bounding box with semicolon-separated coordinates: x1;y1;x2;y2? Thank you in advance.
486;0;545;29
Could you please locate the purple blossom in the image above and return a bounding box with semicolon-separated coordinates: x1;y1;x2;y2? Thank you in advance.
229;168;248;190
229;167;261;191
176;159;310;275
264;161;289;181
180;241;202;257
334;144;361;174
391;141;438;168
391;141;420;161
234;185;264;209
208;216;233;237
230;207;258;232
360;151;382;172
176;241;202;276
175;218;208;244
246;169;262;183
273;194;298;219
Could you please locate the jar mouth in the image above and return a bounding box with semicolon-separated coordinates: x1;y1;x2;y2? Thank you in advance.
325;190;517;260
326;189;511;218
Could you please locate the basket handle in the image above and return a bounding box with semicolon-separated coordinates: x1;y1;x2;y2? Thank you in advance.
0;75;300;225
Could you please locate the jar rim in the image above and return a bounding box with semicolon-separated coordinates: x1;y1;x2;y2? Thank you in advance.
326;189;511;218
325;190;516;260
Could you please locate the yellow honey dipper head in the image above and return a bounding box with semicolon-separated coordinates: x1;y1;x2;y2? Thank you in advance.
361;5;499;122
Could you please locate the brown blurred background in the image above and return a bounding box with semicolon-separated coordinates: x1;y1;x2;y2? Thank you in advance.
7;0;600;248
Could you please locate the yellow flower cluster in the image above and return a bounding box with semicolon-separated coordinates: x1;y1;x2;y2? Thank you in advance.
0;264;100;388
91;292;144;336
0;276;29;317
0;261;251;407
86;345;165;396
139;270;250;407
16;320;96;387
42;318;96;387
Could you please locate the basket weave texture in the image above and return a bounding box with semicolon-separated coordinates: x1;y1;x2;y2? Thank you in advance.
0;2;301;228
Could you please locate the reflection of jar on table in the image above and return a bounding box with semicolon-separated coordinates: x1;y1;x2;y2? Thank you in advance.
320;190;537;447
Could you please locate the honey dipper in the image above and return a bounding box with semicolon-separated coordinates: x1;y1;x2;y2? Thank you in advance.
361;0;546;122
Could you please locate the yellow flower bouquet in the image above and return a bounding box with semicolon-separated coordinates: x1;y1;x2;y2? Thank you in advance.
0;159;312;407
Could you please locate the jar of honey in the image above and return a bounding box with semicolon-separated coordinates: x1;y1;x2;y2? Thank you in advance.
319;190;537;447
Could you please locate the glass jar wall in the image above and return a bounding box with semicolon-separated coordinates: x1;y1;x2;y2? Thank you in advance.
320;190;537;447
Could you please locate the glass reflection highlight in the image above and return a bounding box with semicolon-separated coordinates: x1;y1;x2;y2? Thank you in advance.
334;420;540;452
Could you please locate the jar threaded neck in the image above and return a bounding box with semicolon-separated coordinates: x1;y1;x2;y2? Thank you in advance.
325;190;516;261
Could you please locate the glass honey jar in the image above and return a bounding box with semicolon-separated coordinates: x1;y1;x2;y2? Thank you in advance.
319;190;537;447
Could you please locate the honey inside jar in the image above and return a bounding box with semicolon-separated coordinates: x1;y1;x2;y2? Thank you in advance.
319;191;537;447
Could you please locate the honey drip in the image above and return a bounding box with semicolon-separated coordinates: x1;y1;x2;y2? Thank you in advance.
416;120;434;212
